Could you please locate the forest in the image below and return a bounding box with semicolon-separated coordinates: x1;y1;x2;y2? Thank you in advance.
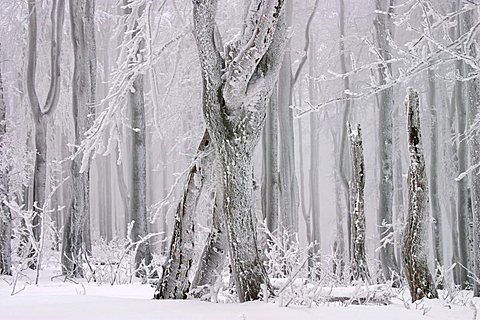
0;0;479;319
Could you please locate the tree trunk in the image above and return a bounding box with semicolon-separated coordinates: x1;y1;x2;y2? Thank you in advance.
453;11;470;288
0;54;11;275
62;0;96;277
427;69;444;269
403;88;438;303
348;123;369;282
338;0;352;260
374;0;399;283
277;0;298;234
154;130;214;299
263;89;279;232
192;0;287;302
26;0;65;268
190;180;228;298
463;10;480;296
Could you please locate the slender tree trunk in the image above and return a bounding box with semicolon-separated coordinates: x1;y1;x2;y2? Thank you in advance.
263;89;279;232
309;57;321;260
331;129;346;279
338;0;352;260
0;54;11;275
154;130;214;299
277;0;298;234
403;88;438;303
374;0;399;283
62;0;96;277
427;69;443;269
453;10;470;288
348;123;369;282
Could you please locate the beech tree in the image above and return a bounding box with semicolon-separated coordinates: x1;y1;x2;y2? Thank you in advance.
191;0;287;302
348;123;369;282
0;49;11;275
403;88;437;303
62;0;96;277
26;0;65;267
374;0;399;283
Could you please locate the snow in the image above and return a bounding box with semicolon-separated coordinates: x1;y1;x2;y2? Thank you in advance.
0;272;476;320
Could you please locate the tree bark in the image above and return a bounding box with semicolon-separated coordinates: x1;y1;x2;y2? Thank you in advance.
374;0;399;283
403;88;438;303
190;179;228;298
62;0;96;277
0;52;11;275
154;130;214;299
26;0;65;268
191;0;287;302
338;0;352;260
348;123;369;282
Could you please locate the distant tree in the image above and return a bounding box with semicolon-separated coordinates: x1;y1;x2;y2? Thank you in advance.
62;0;96;277
403;88;438;303
374;0;399;283
26;0;65;268
0;46;11;276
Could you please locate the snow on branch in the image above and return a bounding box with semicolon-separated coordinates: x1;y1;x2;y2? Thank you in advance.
77;0;190;172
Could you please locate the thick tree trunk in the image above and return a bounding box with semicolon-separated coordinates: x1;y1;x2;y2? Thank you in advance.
0;56;11;275
192;0;287;302
403;88;438;303
62;0;96;277
348;123;369;282
154;130;213;299
374;0;399;283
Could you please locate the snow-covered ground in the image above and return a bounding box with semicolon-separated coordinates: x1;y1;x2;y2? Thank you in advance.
0;272;476;320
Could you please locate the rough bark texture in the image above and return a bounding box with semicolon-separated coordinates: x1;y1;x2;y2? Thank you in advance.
154;130;213;299
403;88;438;303
0;55;11;275
26;0;65;268
62;0;96;277
348;123;369;282
190;180;228;298
374;0;399;282
192;0;287;302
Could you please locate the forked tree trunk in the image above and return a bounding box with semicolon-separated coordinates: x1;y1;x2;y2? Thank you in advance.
26;0;65;268
62;0;96;277
347;123;369;282
0;55;11;275
403;88;438;303
192;0;287;302
154;130;214;299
